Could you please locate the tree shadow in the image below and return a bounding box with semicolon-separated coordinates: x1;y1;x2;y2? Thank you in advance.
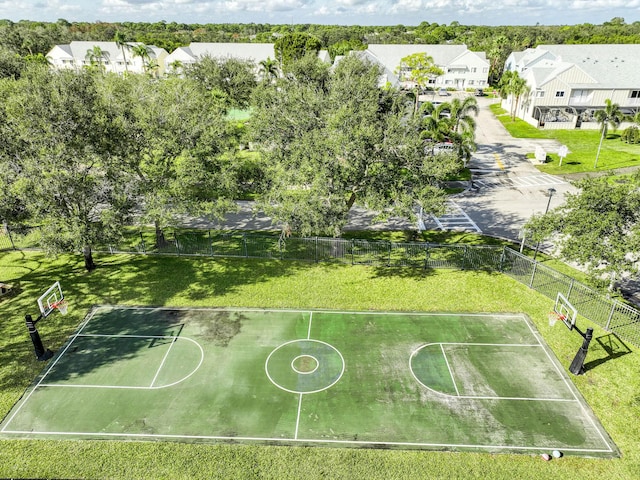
583;333;632;372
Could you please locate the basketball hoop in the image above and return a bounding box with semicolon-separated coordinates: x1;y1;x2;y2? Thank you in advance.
53;299;68;315
548;312;564;327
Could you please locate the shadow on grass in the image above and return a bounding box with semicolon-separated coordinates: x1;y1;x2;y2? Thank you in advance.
0;251;313;395
583;333;633;372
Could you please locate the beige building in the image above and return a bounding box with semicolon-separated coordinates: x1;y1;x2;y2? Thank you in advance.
504;44;640;129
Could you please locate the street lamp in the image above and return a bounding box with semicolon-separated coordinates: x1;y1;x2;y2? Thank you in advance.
533;187;556;261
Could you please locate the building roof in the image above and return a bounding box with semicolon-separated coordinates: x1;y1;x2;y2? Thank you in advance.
182;43;276;63
519;44;640;89
365;44;486;71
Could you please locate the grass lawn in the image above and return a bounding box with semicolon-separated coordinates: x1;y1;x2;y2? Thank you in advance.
489;104;640;175
0;251;638;479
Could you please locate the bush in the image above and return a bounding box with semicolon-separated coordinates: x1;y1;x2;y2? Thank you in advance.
621;125;640;144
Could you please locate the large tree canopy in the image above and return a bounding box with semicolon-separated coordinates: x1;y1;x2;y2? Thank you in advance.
249;55;461;237
184;55;257;109
273;32;322;72
526;174;640;284
0;66;135;269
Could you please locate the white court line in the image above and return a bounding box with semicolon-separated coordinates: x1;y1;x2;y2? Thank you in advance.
411;342;578;402
519;314;613;452
150;337;178;388
294;394;303;440
307;312;313;340
0;429;614;454
440;344;460;396
1;307;101;432
89;306;528;319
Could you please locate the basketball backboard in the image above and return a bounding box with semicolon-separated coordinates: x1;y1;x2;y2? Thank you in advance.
554;292;577;331
37;281;64;318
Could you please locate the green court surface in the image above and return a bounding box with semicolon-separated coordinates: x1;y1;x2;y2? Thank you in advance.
0;307;619;456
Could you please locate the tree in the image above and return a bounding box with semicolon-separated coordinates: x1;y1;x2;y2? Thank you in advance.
0;66;135;270
273;32;322;72
114;31;131;74
396;52;443;114
85;45;109;71
126;75;240;246
185;55;257;110
131;43;152;74
249;55;460;237
258;56;278;82
594;99;625;168
526;174;640;288
498;70;530;120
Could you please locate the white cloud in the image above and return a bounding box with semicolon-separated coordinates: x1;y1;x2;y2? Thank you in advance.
0;0;636;26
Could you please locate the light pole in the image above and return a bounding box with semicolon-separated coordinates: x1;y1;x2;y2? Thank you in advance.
533;187;556;261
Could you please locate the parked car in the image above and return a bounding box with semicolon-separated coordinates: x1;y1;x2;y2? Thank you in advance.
474;88;485;96
438;88;450;96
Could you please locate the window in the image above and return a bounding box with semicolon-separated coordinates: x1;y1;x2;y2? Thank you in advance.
470;67;477;73
631;90;640;98
482;67;488;73
468;80;475;85
555;91;565;97
536;90;545;98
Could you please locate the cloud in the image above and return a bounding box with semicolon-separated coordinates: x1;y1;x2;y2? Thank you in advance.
0;0;636;26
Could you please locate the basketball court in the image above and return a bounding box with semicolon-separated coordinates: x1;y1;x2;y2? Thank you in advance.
0;306;618;456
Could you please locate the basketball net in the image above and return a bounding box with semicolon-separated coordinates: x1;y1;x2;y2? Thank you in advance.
548;312;565;327
53;299;69;315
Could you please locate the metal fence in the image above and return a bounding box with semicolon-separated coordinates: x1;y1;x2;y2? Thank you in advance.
3;227;639;347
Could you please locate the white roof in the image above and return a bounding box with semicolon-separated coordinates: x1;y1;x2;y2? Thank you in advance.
52;41;166;62
519;44;640;89
366;44;486;70
183;43;276;64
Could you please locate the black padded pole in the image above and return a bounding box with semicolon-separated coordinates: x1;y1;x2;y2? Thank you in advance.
25;314;53;361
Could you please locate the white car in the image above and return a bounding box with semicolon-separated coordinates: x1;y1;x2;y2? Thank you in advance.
438;88;451;96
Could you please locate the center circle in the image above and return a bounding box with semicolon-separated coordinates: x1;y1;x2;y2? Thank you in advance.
265;339;345;394
291;355;319;374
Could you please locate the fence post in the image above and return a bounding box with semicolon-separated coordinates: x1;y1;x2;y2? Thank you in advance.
208;230;213;257
7;227;16;250
139;232;146;254
567;278;575;301
499;246;506;272
529;261;538;288
315;237;318;263
243;233;248;257
175;232;180;255
605;301;617;331
424;243;429;270
388;242;392;267
351;240;354;265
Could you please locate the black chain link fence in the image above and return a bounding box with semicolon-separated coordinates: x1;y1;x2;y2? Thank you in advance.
2;226;638;346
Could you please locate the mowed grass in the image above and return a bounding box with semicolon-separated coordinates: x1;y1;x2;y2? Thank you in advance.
489;104;640;175
0;251;639;479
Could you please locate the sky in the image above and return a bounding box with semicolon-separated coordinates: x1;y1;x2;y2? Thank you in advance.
1;1;639;27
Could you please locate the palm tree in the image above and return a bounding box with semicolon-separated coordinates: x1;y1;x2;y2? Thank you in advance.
168;60;183;76
594;99;625;168
114;31;131;75
145;59;160;78
446;96;479;134
85;45;109;71
131;44;152;74
498;70;529;120
259;57;279;82
419;102;452;146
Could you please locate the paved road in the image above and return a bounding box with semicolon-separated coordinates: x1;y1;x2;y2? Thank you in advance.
185;95;577;245
447;95;577;242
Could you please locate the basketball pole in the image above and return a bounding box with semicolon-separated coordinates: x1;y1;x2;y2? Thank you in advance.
25;313;53;361
569;326;593;375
